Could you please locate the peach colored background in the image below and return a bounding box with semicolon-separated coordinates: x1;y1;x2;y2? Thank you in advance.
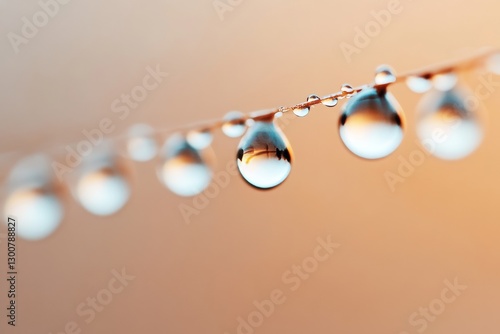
2;0;500;333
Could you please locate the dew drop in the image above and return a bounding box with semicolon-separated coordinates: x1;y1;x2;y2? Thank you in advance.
126;124;158;162
187;128;213;150
307;94;320;103
374;65;396;85
293;106;310;117
158;134;212;196
339;87;405;159
416;88;483;160
236;117;293;189
406;76;432;93
486;52;500;75
322;97;338;107
341;84;355;97
432;72;458;91
222;111;247;138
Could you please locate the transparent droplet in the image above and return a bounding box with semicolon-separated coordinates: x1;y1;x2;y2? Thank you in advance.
307;94;320;103
374;65;396;85
322;97;338;107
416;88;483;160
236;117;293;189
4;187;63;240
406;76;432;93
76;166;130;216
293;106;310;117
222;111;247;138
187;128;213;150
126;123;158;162
158;134;212;196
432;73;458;91
486;52;500;75
339;87;405;159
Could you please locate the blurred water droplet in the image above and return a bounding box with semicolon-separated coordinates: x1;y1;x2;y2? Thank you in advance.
293;106;310;117
4;187;63;240
432;73;458;91
222;111;247;138
187;128;213;150
339;87;405;159
417;88;483;160
406;76;432;93
236;117;292;189
341;84;355;97
322;97;338;107
158;134;212;196
76;166;130;216
374;65;396;85
486;52;500;75
126;124;158;162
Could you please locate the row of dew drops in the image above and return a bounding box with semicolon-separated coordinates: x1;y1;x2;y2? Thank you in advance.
3;52;500;241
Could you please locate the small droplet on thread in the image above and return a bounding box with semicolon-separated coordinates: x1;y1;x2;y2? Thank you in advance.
126;123;158;162
307;94;320;103
341;84;355;98
322;97;339;107
222;111;247;138
187;128;213;150
374;65;396;85
486;52;500;75
432;72;458;91
406;76;432;93
293;106;310;117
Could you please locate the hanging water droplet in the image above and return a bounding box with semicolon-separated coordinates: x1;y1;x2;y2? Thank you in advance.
158;134;212;196
4;187;63;240
222;111;247;138
486;52;500;75
187;128;213;150
406;75;432;93
339;87;405;159
236;116;292;189
293;106;310;117
307;94;320;103
76;165;131;216
374;65;396;85
416;87;483;160
322;97;338;107
432;72;458;91
341;84;355;98
126;123;158;162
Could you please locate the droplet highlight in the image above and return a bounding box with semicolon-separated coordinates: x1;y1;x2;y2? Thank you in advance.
222;111;247;138
236;117;292;189
432;72;458;91
406;76;432;93
374;65;396;85
339;87;405;159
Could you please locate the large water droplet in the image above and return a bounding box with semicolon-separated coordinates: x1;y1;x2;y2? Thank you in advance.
374;65;396;85
187;128;213;150
222;111;247;138
4;187;63;240
126;124;158;162
76;165;131;216
293;106;310;117
339;87;405;159
416;88;483;160
322;97;338;107
406;76;432;93
158;134;212;196
236;117;292;189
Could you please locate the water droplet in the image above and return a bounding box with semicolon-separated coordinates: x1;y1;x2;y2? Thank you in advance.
187;128;213;150
4;187;63;240
406;76;432;93
236;117;292;189
339;87;405;159
374;65;396;85
432;72;458;91
322;97;338;107
486;52;500;75
158;134;212;196
293;106;310;117
126;124;158;162
76;165;130;216
222;111;247;138
341;84;355;97
307;94;320;103
416;88;483;160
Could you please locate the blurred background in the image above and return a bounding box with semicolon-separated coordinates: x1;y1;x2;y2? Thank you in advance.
1;0;500;333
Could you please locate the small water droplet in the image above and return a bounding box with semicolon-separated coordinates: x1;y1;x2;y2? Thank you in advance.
236;117;293;189
187;128;213;150
293;106;310;117
486;52;500;75
322;97;339;107
417;88;483;160
406;76;432;93
4;187;63;240
76;165;130;216
374;65;396;85
339;87;405;159
158;134;212;196
432;72;458;91
222;111;247;138
341;84;355;97
126;124;157;162
307;94;320;103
